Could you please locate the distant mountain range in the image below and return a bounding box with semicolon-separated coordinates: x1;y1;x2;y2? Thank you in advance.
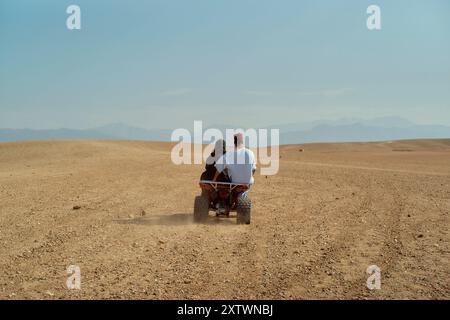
276;117;450;144
1;117;450;144
0;124;173;143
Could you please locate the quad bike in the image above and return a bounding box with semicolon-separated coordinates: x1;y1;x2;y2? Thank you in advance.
194;180;252;224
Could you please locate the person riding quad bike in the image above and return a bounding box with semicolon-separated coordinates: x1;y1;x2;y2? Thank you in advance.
194;133;256;224
200;139;230;183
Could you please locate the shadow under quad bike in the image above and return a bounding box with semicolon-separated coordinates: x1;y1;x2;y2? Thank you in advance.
194;180;252;224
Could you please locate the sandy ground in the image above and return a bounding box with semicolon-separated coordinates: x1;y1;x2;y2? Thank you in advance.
0;139;449;300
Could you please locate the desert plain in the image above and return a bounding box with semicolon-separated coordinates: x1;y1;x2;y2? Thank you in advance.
0;139;449;299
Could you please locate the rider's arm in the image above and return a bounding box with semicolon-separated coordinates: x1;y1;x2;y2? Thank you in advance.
214;154;226;181
252;153;257;176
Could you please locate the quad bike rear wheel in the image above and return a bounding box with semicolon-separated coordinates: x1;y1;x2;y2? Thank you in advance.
236;194;251;224
194;195;209;223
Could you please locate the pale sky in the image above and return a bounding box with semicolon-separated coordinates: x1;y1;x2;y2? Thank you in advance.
1;0;449;129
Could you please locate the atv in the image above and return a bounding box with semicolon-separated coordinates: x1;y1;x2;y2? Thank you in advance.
194;180;252;224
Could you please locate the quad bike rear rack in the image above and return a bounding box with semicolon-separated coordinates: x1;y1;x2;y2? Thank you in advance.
199;180;250;192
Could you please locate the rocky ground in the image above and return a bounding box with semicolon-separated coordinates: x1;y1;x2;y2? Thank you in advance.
0;139;449;299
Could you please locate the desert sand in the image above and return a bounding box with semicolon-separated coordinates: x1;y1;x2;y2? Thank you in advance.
0;139;449;299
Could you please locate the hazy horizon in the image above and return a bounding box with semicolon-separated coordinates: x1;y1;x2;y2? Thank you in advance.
1;115;450;132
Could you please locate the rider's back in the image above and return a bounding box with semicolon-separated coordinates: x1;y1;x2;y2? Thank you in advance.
216;148;256;184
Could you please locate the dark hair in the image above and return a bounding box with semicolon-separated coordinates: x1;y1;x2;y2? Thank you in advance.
211;139;226;157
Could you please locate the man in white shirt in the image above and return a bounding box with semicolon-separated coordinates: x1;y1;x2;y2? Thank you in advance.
213;133;256;184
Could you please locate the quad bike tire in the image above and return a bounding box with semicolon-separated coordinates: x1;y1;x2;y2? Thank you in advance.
236;194;251;225
194;195;209;223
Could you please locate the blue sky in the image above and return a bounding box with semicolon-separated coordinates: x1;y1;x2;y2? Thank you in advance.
1;0;449;129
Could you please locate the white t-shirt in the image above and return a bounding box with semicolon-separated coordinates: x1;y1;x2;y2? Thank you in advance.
215;147;256;184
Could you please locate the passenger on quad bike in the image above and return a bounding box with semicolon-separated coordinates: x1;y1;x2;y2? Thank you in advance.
200;139;230;183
